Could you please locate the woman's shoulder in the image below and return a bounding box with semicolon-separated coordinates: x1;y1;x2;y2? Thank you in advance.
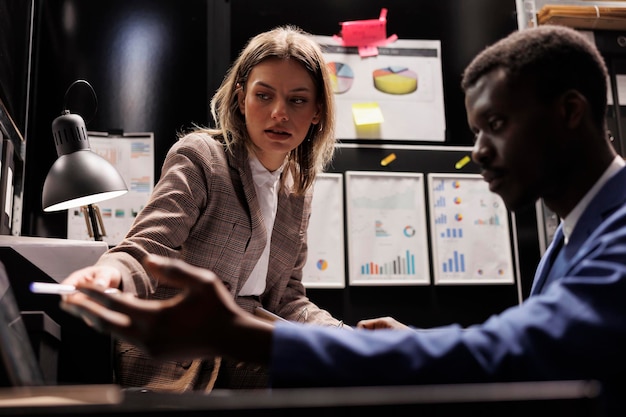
177;131;223;149
168;131;228;159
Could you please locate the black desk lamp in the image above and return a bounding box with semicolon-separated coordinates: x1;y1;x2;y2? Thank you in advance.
42;80;127;241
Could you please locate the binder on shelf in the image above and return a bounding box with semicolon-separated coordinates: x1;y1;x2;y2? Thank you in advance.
537;4;626;30
0;138;15;235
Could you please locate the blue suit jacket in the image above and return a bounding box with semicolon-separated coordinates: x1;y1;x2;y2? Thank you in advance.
271;166;626;388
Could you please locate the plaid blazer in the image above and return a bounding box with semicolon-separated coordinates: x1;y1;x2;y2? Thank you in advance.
96;133;339;391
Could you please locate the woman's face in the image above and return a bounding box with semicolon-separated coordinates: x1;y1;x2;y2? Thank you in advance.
238;58;321;171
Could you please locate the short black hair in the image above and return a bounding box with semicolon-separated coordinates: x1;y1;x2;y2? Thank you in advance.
461;25;609;128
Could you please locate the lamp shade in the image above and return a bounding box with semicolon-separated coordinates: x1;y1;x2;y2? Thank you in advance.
42;111;128;212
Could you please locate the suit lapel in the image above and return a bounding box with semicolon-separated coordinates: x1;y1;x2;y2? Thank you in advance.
530;225;564;295
263;179;308;294
226;146;267;293
569;168;626;251
530;166;626;295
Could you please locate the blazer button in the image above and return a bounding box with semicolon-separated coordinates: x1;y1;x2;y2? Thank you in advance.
180;361;192;369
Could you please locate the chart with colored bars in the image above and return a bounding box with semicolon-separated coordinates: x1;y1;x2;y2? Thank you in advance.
302;173;346;288
346;171;430;285
360;250;417;275
427;173;515;284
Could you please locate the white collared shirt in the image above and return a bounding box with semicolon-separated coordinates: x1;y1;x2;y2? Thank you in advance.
561;155;625;244
238;155;285;296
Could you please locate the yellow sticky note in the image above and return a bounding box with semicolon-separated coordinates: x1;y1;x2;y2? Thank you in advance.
352;102;384;126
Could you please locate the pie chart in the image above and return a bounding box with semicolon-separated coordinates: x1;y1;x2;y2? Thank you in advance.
373;66;418;95
316;259;329;271
328;62;354;94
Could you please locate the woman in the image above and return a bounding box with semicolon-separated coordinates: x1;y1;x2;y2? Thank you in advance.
62;25;341;391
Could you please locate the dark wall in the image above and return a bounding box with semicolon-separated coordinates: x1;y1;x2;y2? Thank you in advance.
21;0;538;328
0;0;32;136
24;0;212;238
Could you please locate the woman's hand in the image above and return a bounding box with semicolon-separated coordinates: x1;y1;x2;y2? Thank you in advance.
356;316;409;330
61;264;122;290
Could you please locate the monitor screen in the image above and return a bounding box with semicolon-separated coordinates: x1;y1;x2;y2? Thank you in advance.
0;260;44;387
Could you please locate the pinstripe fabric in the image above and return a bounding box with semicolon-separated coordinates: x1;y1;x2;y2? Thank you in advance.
97;133;340;391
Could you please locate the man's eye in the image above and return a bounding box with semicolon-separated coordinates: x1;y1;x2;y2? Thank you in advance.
489;119;503;131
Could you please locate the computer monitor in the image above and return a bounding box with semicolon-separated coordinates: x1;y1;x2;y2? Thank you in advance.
0;236;112;385
0;260;45;387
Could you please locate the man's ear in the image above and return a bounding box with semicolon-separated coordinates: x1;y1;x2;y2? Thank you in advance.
560;89;587;129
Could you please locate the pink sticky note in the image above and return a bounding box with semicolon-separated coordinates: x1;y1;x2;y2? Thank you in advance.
339;8;389;47
358;45;379;57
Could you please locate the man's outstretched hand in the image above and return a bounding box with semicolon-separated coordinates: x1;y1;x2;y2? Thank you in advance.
61;254;274;364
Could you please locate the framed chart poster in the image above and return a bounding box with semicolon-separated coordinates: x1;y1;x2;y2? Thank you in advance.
313;36;445;142
302;173;346;288
67;132;154;245
428;173;515;285
345;171;430;286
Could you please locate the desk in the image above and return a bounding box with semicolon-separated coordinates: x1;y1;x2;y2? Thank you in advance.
0;380;605;417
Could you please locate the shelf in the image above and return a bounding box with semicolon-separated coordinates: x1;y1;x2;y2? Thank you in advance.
517;0;626;29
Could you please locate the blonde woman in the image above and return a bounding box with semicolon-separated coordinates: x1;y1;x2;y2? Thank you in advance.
62;25;341;391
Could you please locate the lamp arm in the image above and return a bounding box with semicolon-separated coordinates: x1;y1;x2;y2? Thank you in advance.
63;80;98;124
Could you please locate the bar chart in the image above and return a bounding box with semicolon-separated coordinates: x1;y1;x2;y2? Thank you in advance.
346;171;430;285
428;173;514;285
